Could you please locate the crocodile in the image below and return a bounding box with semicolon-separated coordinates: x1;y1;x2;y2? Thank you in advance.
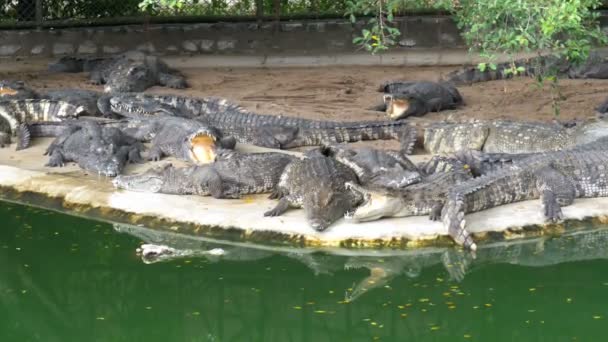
108;93;418;153
0;99;86;150
445;52;608;85
438;150;608;250
423;118;608;154
121;117;237;164
0;80;39;100
41;89;113;117
45;120;143;177
48;51;187;92
319;144;422;189
345;159;473;223
264;155;362;231
374;81;464;119
112;150;295;198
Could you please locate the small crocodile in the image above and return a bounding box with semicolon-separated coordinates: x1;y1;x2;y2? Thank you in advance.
374;81;464;119
264;155;362;231
108;93;418;153
48;51;187;92
319;144;422;189
0;99;86;150
445;52;608;85
423;118;608;154
113;151;295;198
45;120;143;177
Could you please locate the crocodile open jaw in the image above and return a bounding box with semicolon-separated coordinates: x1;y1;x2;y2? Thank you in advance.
189;133;217;164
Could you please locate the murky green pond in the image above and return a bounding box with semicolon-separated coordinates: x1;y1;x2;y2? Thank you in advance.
1;201;608;341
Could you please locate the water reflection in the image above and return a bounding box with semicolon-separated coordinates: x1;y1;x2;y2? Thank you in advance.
115;223;608;302
3;203;608;342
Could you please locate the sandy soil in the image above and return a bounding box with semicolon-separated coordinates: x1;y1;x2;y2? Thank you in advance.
3;65;608;150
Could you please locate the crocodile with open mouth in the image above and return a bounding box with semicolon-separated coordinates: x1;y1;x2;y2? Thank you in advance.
108;93;418;153
113;150;296;198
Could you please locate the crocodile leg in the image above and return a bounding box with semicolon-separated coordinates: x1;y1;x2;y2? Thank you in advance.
536;166;575;222
158;73;187;89
89;70;104;85
264;197;290;217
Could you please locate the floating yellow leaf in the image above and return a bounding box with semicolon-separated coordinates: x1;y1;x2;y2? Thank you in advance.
464;334;471;339
593;315;603;320
448;305;456;310
436;277;444;282
529;288;536;292
566;298;573;303
398;305;405;309
419;298;430;302
314;310;326;314
484;303;492;307
371;322;377;326
401;313;408;318
430;326;440;331
145;306;152;310
96;317;105;320
293;306;302;310
192;312;200;316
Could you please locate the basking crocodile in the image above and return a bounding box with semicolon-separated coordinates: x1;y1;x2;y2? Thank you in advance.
48;51;187;92
0;80;38;100
374;81;464;119
45;120;143;177
423;118;608;154
108;93;418;153
438;150;608;250
320;144;422;189
264;155;362;231
41;89;112;117
346;160;473;223
121;117;236;164
113;151;295;198
445;52;608;85
0;99;86;150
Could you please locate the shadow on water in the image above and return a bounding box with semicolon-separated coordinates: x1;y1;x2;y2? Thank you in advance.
1;201;608;341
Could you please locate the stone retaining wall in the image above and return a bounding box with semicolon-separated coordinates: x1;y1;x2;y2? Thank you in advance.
0;16;465;58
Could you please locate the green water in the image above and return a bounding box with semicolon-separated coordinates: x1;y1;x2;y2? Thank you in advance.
1;202;608;341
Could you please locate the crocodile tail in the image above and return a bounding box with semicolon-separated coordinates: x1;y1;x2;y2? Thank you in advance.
323;120;418;154
442;192;477;251
0;100;86;131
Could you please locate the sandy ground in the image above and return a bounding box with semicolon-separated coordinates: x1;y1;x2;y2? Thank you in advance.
2;64;608;150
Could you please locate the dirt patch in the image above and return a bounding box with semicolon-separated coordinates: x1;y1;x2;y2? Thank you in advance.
2;64;608;150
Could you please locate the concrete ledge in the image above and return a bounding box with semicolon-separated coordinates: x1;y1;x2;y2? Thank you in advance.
0;138;607;250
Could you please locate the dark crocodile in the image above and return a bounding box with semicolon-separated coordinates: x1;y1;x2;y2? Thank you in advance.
0;99;86;150
113;151;295;198
41;89;112;117
48;51;187;92
319;144;422;189
264;155;362;231
445;52;608;85
374;81;464;119
45;120;143;177
121;117;236;164
108;93;418;153
423;118;608;154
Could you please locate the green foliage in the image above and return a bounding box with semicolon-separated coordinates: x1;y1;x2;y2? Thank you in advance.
456;0;606;65
346;0;453;54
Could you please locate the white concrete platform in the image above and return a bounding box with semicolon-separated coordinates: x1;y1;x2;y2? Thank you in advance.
0;138;606;249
